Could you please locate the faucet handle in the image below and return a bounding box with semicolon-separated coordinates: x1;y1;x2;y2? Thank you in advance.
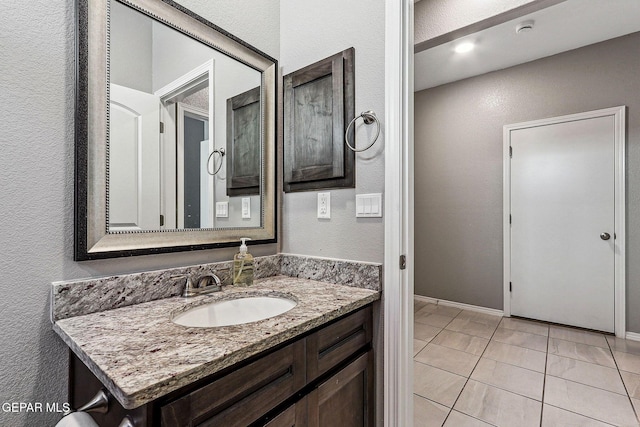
169;274;197;297
182;277;198;297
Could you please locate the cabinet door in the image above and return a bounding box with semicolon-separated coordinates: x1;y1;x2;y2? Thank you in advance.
227;86;261;196
307;305;372;382
263;398;307;427
283;48;355;192
161;340;305;427
307;350;374;427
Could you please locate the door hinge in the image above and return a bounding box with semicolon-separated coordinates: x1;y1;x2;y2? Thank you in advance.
160;214;165;227
509;146;513;158
159;121;165;134
509;214;512;225
509;282;512;292
399;255;406;270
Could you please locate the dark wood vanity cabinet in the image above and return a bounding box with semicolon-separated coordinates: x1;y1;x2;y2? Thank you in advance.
307;350;374;427
71;305;373;427
265;349;374;427
160;340;306;426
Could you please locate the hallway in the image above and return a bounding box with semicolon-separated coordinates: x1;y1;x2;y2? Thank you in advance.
413;299;640;426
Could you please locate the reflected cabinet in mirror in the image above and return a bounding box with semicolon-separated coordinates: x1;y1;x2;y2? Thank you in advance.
75;0;277;260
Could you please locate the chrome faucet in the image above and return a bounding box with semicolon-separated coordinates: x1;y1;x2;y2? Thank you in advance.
174;274;223;297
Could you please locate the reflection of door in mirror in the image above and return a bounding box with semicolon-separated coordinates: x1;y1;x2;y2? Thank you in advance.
108;0;263;233
155;60;214;231
177;104;214;229
108;84;161;231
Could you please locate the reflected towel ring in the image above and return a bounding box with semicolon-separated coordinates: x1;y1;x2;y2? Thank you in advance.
207;148;225;176
345;110;380;152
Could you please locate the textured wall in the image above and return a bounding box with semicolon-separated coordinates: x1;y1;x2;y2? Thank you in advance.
279;0;386;263
0;1;279;425
414;0;538;46
414;33;640;328
279;2;386;425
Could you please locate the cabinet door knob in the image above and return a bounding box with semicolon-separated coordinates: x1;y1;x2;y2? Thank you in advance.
600;232;611;241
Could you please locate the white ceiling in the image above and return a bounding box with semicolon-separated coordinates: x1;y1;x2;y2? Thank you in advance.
415;0;640;91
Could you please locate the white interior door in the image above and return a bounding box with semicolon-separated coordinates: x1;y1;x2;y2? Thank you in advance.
509;114;615;332
109;84;161;231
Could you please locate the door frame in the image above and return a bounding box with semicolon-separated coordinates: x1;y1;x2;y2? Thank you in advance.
502;106;626;337
384;0;414;425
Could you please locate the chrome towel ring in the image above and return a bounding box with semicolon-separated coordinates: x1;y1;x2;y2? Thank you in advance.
345;110;380;152
207;148;225;176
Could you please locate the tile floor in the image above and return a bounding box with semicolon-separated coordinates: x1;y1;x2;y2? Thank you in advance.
413;298;640;426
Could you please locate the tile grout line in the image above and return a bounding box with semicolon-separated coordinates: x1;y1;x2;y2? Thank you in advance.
413;302;460;426
438;308;502;427
481;352;544;375
545;340;617;369
539;323;550;427
549;334;611;349
543;403;618;427
425;307;459;425
546;343;633;394
544;371;629;397
491;326;552;350
607;337;640;424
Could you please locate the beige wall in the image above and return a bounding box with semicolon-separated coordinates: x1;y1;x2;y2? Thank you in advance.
414;33;640;331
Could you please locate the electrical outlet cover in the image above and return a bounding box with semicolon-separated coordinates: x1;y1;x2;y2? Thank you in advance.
317;192;331;219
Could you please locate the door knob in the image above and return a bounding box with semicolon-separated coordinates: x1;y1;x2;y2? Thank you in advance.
600;232;611;241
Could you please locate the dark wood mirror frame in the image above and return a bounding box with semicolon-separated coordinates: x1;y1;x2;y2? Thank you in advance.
75;0;277;260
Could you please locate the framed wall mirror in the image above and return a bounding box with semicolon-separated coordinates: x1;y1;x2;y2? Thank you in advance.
75;0;277;260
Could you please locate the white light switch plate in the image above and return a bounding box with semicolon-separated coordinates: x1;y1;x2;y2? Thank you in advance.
216;202;229;218
242;198;251;219
317;192;330;219
356;193;383;218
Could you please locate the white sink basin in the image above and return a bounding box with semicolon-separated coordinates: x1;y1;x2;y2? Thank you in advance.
172;295;297;327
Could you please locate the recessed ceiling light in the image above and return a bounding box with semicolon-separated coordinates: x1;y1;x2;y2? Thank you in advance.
454;41;475;54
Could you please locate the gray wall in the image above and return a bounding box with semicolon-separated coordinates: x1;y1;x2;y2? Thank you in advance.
0;1;279;425
110;1;152;92
414;33;640;331
279;3;386;424
279;0;386;264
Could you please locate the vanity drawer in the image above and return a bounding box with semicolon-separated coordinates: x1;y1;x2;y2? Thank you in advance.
306;306;372;382
160;340;305;427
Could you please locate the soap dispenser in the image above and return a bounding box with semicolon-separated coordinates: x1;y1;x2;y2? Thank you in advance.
233;237;254;286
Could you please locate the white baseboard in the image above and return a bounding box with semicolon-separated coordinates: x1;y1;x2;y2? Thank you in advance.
625;332;640;342
414;295;503;317
414;295;438;304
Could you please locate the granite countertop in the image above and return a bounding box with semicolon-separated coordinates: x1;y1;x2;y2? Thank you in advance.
52;275;380;409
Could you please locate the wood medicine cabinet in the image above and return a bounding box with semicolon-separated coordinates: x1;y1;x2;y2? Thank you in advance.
283;48;355;192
